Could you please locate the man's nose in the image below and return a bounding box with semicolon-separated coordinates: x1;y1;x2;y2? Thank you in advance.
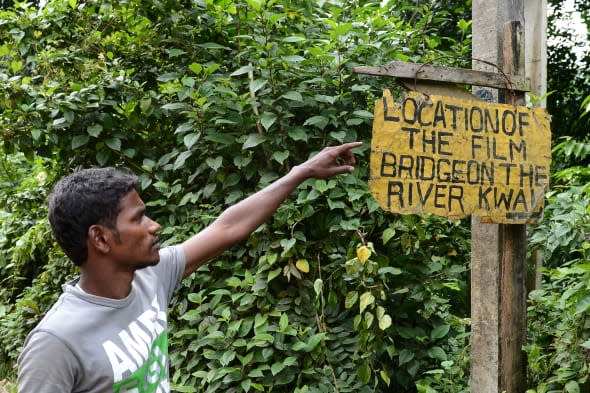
146;216;161;233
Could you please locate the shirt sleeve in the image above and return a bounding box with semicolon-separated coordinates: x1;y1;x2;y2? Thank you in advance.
18;331;78;393
153;245;186;301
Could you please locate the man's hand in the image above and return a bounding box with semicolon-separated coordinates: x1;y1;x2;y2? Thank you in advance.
293;141;363;180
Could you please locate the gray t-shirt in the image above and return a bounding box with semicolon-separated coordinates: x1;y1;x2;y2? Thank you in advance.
17;246;185;393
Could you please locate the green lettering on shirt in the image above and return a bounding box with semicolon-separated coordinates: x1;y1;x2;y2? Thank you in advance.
113;331;168;393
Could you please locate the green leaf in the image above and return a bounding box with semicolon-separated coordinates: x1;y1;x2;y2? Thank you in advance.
252;333;274;345
377;267;402;275
175;121;194;134
105;137;121;151
287;127;309;142
344;258;362;275
282;55;305;63
180;309;200;321
11;60;23;73
399;349;414;365
380;369;391;386
284;357;297;366
161;102;188;111
280;238;296;253
313;279;323;296
267;268;281;282
206;156;223;171
574;294;590;314
241;379;252;392
238;352;254;366
272;150;289;164
330;131;346;142
220;350;236;366
260;112;277;131
242;134;267;150
173;386;197;393
250;79;267;94
304;333;326;352
359;292;375;314
382;228;395;244
458;19;472;33
279;313;289;331
282;91;303;101
345;291;358;309
304;115;329;130
427;346;447;361
364;312;374;328
157;72;180;82
183;133;200;149
167;48;186;58
174;151;192;170
230;65;254;76
197;42;230;50
96;150;109;166
431;324;451;340
282;36;306;43
292;341;307;351
352;109;374;118
87;124;103;137
271;361;286;376
248;368;264;378
206;133;234;145
71;135;89;149
565;381;580;393
122;148;135;158
188;62;202;74
358;363;371;384
52;118;68;128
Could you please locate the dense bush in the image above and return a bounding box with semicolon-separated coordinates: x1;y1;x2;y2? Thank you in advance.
0;1;473;392
525;132;590;393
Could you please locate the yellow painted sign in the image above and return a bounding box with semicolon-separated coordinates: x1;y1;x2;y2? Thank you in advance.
369;90;551;223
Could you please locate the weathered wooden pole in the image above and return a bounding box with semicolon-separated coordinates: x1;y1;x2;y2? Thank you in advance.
470;1;531;392
525;0;548;293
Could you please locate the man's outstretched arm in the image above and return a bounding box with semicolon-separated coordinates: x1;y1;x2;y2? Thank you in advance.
181;142;362;278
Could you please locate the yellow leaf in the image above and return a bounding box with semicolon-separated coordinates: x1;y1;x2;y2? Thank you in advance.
356;245;371;264
295;259;309;273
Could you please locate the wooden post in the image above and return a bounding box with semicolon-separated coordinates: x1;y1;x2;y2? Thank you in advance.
525;0;548;292
470;1;528;392
525;0;548;106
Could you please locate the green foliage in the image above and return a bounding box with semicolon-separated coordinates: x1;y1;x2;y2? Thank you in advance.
0;0;474;391
0;152;77;376
546;0;590;140
526;96;590;392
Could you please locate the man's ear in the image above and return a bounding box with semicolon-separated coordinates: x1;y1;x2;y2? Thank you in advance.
88;225;111;254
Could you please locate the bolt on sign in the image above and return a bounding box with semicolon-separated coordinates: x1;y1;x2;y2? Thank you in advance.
369;90;552;224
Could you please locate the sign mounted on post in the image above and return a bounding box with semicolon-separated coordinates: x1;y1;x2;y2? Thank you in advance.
369;90;551;223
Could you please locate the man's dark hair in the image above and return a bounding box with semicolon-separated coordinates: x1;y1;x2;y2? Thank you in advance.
48;167;138;266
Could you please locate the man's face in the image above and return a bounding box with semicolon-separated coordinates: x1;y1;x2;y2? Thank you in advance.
109;189;161;270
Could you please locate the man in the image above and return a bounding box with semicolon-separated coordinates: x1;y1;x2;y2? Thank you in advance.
17;142;362;393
